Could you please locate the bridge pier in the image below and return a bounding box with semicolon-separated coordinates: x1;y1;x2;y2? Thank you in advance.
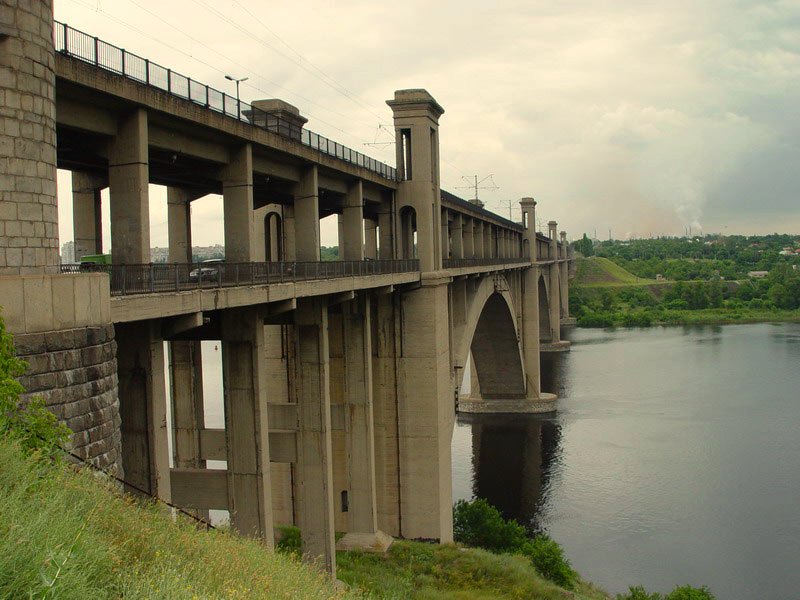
71;172;105;260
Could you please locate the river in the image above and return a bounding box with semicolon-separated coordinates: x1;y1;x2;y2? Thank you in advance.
452;323;800;599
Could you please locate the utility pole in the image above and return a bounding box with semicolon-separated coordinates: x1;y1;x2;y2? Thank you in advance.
455;174;499;207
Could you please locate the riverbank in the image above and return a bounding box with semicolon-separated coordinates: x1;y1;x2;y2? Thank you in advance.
574;305;800;328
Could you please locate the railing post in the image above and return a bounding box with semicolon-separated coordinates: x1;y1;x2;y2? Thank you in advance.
145;59;150;85
167;69;171;93
149;264;154;293
205;85;209;108
63;23;68;54
175;264;179;291
94;36;99;65
235;263;240;286
121;266;126;295
121;49;126;75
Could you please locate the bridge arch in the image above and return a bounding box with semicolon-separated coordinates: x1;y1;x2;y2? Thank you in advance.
538;273;552;343
455;275;526;400
398;205;417;259
264;210;283;261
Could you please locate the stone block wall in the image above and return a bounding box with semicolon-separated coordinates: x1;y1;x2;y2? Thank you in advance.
0;0;60;274
13;324;122;473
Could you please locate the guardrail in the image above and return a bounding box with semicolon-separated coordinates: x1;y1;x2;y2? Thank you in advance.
443;257;531;269
53;21;397;181
61;260;419;296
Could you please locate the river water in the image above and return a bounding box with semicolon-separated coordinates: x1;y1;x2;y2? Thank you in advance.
452;323;800;599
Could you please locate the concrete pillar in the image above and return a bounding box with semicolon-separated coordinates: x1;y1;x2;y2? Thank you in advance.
484;225;493;258
0;0;60;274
109;109;150;264
117;321;171;500
520;198;537;262
474;222;484;258
372;293;400;535
440;209;451;260
462;218;474;258
560;231;569;317
169;340;205;475
167;187;193;263
294;166;320;261
364;218;378;259
221;308;274;543
342;181;364;261
294;297;336;574
283;204;296;261
547;222;561;343
378;194;394;260
72;172;105;260
336;296;392;552
387;90;444;272
451;213;464;259
522;267;542;399
222;144;254;263
397;280;454;541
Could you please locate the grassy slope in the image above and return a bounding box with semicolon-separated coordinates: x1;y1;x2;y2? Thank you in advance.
0;439;355;600
0;438;608;600
338;541;610;600
574;257;656;287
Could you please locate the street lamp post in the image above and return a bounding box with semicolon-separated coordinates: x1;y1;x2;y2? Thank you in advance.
225;75;248;120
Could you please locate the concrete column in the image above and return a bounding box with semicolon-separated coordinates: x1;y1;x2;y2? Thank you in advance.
378;194;395;260
72;172;105;260
169;340;205;476
397;280;454;541
283;204;296;261
342;181;364;261
294;297;336;574
441;210;451;260
167;187;193;263
474;222;484;258
221;308;274;543
451;213;464;259
337;296;392;552
547;222;561;343
387;90;445;272
560;231;569;317
117;321;171;500
519;198;537;262
485;226;493;258
222;144;254;262
462;218;474;258
364;218;378;259
522;268;542;399
109;109;150;264
294;166;320;261
0;0;60;274
372;293;400;535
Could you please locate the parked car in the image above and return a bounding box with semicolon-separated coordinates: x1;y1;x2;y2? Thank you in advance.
189;259;223;282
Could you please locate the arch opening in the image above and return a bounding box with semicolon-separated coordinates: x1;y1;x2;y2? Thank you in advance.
538;275;551;343
399;205;417;259
264;211;283;261
470;292;526;400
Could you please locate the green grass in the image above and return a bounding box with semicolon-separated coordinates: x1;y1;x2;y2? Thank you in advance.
0;437;357;600
337;540;610;600
651;307;800;326
574;257;657;287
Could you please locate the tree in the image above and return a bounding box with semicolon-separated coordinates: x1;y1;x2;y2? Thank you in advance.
575;233;594;257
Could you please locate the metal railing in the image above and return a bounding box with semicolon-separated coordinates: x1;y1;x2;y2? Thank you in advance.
443;257;531;269
61;260;419;296
53;21;397;181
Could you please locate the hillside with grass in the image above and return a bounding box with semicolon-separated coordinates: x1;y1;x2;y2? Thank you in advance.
574;257;659;287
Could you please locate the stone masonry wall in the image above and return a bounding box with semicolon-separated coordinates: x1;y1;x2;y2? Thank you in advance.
0;0;60;274
14;323;122;474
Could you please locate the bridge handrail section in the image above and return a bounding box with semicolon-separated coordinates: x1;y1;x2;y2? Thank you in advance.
443;257;531;269
60;260;419;297
53;22;397;181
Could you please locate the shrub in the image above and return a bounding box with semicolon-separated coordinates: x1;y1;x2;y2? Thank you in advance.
453;498;527;553
276;525;302;558
578;311;615;328
617;585;662;600
621;311;653;327
0;314;70;459
521;534;577;589
616;584;716;600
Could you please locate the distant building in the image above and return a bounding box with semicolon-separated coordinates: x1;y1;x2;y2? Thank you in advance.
60;241;75;264
748;271;769;279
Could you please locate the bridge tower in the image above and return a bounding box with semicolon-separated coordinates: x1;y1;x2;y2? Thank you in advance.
0;0;122;471
386;90;454;542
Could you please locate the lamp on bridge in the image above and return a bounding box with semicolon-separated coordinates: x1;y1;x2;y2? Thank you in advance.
225;75;249;119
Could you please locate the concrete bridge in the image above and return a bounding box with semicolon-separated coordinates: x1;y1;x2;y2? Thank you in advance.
0;2;573;578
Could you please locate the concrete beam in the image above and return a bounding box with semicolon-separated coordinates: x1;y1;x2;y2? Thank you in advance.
170;469;228;510
162;312;203;338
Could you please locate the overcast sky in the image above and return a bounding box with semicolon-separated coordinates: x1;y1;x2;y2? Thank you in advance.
55;0;800;247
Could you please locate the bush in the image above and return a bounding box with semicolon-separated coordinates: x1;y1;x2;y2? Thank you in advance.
578;311;615;328
616;584;716;600
276;525;302;558
453;498;527;553
621;311;653;327
0;314;70;459
521;534;577;589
